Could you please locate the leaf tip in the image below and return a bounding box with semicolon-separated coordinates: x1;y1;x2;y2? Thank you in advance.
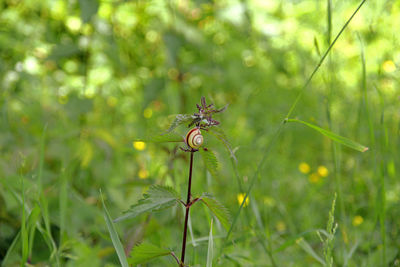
362;147;369;152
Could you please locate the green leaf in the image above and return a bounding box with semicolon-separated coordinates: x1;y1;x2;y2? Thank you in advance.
2;231;21;266
296;237;325;265
27;204;41;259
206;219;214;267
114;185;180;222
79;0;99;23
274;229;325;253
136;132;183;143
100;191;129;267
207;127;237;162
165;114;194;133
199;148;219;177
286;119;369;152
129;243;171;265
201;193;231;231
21;176;28;266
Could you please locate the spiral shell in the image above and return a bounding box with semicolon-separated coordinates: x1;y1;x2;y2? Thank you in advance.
185;128;203;149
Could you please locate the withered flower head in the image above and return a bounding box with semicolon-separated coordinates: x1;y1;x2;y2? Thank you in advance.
189;96;227;129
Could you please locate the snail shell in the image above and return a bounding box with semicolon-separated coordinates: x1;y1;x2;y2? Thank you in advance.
185;128;203;149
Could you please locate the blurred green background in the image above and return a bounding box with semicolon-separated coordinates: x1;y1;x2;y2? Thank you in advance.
0;0;399;266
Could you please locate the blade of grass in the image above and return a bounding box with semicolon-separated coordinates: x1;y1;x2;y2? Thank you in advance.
343;241;359;267
378;95;388;265
0;178;54;265
286;119;368;152
226;138;277;265
27;204;41;260
296;238;325;265
357;39;383;265
36;126;60;265
274;229;328;253
187;234;225;245
100;190;129;267
188;211;197;247
286;0;367;119
358;34;375;147
206;219;214;267
21;175;28;266
2;231;21;267
59;167;68;245
327;0;332;45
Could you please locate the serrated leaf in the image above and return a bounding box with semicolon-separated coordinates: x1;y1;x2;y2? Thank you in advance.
287;119;369;152
201;193;231;231
100;191;129;267
199;148;219;177
165;114;194;133
129;243;171;265
207;127;237;162
136;132;183;143
114;185;180;222
207;219;214;267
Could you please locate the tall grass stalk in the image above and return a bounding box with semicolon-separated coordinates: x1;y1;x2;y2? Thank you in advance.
358;35;386;265
37;127;60;265
224;0;368;249
321;193;338;267
377;93;387;265
20;175;28;266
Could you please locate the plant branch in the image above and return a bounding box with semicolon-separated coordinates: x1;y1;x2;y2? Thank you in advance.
180;151;194;266
171;252;180;265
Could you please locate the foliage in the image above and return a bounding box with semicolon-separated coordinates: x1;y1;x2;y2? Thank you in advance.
129;243;172;265
100;192;129;267
206;219;214;267
114;185;180;222
0;0;399;266
286;119;368;152
199;148;219;178
200;193;231;232
165;114;194;134
319;193;338;267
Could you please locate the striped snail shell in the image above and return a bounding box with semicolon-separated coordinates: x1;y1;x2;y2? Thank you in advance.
185;128;203;149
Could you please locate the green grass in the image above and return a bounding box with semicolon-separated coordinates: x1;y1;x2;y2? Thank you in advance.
1;0;399;266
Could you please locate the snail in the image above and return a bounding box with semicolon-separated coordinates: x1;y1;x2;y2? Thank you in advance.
185;128;203;149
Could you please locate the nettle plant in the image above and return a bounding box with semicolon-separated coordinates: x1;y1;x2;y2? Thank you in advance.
102;97;233;267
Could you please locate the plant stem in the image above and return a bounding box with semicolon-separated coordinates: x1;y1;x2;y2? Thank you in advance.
180;151;194;266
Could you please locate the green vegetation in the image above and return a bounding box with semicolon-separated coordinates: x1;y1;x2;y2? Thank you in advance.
1;0;399;266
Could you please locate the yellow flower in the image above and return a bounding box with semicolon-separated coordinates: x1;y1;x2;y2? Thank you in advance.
309;173;321;183
276;221;286;232
133;141;146;151
237;193;249;207
138;169;149;179
382;60;396;73
263;196;276;207
299;162;310;174
352;215;364;226
342;229;349;244
317;166;329;177
107;96;118;107
143;108;153;119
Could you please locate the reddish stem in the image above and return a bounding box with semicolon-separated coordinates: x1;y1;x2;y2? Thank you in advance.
180;151;194;266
